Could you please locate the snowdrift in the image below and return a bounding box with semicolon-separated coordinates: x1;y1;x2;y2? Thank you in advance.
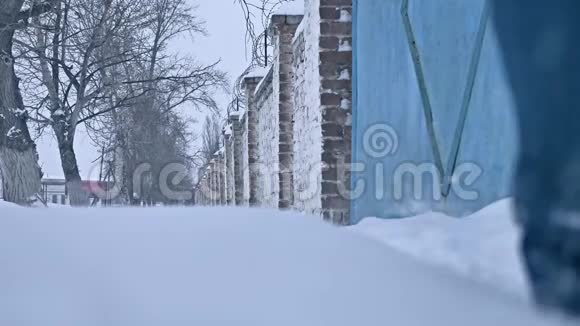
0;206;569;325
351;199;529;297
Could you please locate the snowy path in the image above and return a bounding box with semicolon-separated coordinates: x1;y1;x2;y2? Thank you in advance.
0;206;570;325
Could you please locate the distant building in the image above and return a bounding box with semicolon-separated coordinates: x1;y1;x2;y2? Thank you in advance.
41;178;68;205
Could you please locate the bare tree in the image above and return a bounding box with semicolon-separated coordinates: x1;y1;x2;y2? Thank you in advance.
15;0;225;205
227;0;295;116
235;0;295;67
0;0;55;204
201;113;222;166
14;0;125;205
85;0;224;205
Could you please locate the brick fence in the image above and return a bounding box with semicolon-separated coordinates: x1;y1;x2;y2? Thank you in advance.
195;0;353;224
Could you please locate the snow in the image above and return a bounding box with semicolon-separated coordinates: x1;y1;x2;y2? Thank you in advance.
6;126;22;138
0;205;571;325
339;9;352;22
11;108;27;116
245;65;269;79
0;200;19;208
293;17;306;43
254;65;273;97
291;0;323;214
275;0;304;16
341;98;351;110
0;199;72;209
338;68;350;80
237;108;246;120
224;124;233;136
339;39;352;52
350;199;529;298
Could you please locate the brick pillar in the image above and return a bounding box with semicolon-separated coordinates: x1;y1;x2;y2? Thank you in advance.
218;152;226;206
208;162;213;206
198;173;203;206
319;0;352;224
243;77;262;207
229;113;243;205
224;127;235;206
210;159;218;206
205;170;211;206
200;172;209;206
197;180;203;206
270;14;303;209
205;166;210;206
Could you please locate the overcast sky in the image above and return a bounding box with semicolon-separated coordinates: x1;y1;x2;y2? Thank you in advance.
37;0;252;180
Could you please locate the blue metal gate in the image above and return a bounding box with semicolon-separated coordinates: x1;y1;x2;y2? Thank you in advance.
352;0;519;223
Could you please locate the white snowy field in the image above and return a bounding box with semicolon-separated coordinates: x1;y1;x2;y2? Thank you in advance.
0;203;572;326
0;200;19;208
350;199;529;298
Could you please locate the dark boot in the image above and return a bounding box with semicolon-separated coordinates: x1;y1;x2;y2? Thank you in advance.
492;0;580;316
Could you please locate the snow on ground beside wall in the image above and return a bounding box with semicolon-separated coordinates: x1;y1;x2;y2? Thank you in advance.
350;199;530;298
0;206;571;326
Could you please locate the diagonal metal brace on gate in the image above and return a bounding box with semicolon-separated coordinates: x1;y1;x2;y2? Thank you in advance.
401;0;490;198
400;0;445;189
443;2;490;197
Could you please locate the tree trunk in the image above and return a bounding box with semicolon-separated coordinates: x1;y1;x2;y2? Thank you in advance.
52;119;89;206
0;147;42;204
0;1;43;204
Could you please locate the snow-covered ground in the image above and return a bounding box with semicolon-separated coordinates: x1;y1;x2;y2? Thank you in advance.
350;199;529;298
0;200;69;209
0;200;19;208
0;204;571;325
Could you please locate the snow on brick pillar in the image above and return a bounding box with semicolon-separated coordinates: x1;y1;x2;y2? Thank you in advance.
218;151;227;206
223;136;229;206
200;178;206;206
205;170;211;206
200;171;210;206
212;157;221;206
195;180;201;206
210;167;215;206
224;128;235;206
292;0;323;215
240;113;251;205
229;113;243;206
270;14;303;209
255;69;277;208
242;77;262;207
319;0;352;224
213;159;219;206
206;164;211;206
208;160;215;206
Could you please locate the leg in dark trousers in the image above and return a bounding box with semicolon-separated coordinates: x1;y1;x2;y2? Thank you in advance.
492;0;580;316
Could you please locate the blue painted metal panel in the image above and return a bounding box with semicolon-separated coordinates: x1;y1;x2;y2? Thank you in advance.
351;0;518;224
445;21;519;215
